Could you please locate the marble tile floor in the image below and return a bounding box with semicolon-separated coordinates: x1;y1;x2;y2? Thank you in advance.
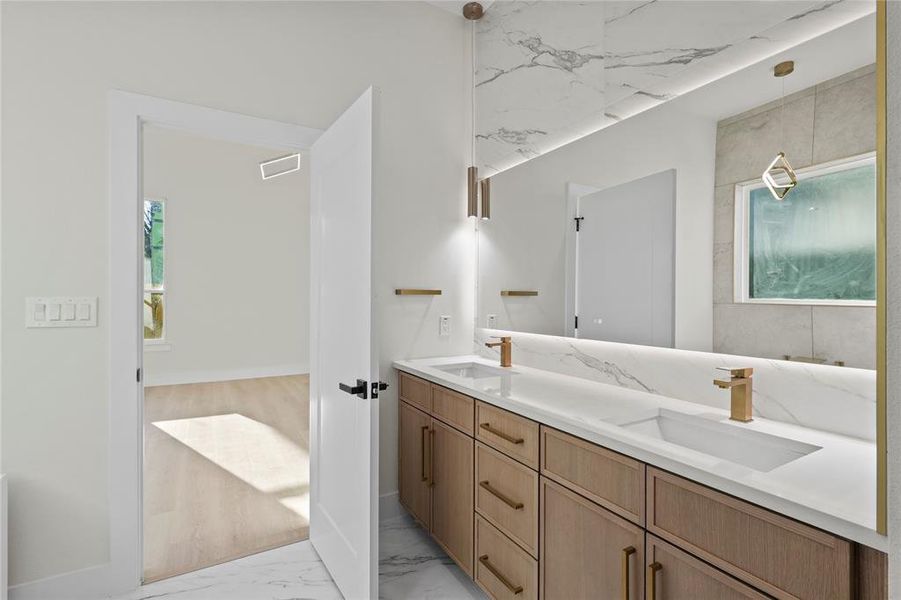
106;513;486;600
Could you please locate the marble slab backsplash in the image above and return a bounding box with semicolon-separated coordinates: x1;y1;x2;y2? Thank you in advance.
475;329;876;441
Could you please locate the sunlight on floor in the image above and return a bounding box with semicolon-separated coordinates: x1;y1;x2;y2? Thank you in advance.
153;413;309;517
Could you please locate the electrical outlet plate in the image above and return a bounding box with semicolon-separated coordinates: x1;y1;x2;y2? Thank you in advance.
27;297;98;328
439;315;451;337
487;314;497;328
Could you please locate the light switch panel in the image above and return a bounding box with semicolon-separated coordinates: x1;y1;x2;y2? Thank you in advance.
439;315;451;337
487;314;497;328
27;297;98;328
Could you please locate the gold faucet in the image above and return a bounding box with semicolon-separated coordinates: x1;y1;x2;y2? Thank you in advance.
713;367;754;422
485;336;512;368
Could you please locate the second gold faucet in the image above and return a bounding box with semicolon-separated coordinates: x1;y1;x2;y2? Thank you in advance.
714;367;754;422
485;336;512;368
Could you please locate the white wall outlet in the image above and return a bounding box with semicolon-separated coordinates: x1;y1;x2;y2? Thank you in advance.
439;315;451;337
27;297;98;328
487;314;497;328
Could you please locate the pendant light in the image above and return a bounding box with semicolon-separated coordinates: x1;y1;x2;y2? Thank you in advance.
762;60;798;201
464;2;484;218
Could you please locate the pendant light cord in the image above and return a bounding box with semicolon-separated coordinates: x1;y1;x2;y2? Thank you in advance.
471;18;475;166
780;76;785;151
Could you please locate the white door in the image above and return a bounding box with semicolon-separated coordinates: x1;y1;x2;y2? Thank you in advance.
575;169;675;347
309;87;379;600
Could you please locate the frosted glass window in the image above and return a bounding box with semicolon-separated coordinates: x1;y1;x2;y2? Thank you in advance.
739;156;875;304
144;199;166;340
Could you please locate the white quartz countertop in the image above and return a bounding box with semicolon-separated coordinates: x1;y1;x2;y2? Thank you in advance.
393;355;885;552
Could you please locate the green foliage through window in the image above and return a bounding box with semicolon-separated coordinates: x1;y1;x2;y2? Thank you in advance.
143;200;166;339
747;161;876;302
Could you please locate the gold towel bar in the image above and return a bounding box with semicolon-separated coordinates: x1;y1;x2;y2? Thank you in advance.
395;289;442;296
500;290;538;297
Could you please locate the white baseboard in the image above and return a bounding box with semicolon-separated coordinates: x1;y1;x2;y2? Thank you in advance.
379;491;403;522
144;364;309;387
9;563;118;600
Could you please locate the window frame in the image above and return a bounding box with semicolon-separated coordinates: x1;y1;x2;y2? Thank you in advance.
732;151;877;307
143;196;168;345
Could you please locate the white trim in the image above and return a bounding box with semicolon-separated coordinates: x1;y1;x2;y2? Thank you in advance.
733;151;877;307
107;90;322;599
564;183;601;338
1;476;6;600
144;364;309;387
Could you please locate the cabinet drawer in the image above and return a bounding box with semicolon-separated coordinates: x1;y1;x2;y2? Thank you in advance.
475;515;538;600
646;534;769;599
476;401;539;468
541;426;645;524
398;371;430;411
475;442;539;557
431;384;474;435
647;467;852;600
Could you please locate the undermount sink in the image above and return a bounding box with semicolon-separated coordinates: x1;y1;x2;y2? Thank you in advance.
619;409;821;472
433;362;515;379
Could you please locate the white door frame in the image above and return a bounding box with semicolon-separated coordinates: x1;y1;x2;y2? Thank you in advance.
106;91;322;596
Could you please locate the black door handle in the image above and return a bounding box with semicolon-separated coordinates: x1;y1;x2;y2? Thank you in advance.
339;379;368;399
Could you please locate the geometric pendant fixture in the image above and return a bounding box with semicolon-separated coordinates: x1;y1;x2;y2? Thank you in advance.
762;151;797;200
762;60;797;201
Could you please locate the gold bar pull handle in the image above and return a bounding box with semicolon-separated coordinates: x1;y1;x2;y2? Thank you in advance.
420;426;429;482
428;428;436;487
479;480;524;510
646;562;662;600
479;422;524;445
621;546;636;600
479;555;523;595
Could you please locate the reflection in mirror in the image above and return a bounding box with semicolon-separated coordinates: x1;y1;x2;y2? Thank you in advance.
477;12;876;370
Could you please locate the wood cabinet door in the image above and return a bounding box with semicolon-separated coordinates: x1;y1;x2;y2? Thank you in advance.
430;418;474;576
399;401;431;528
646;535;769;600
541;477;644;600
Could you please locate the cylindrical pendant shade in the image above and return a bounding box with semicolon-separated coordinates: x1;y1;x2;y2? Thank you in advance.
467;166;478;217
480;177;491;220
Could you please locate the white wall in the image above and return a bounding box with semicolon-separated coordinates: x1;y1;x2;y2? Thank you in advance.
479;99;717;351
0;1;472;590
142;126;309;386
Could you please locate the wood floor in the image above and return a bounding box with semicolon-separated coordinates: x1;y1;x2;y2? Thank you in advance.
143;375;310;583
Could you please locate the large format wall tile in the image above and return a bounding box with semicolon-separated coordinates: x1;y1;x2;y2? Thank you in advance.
813;68;877;164
474;0;873;178
713;303;813;360
812;305;877;369
714;94;816;187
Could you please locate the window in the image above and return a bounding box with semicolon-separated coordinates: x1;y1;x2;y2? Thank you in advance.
734;153;876;305
144;198;166;341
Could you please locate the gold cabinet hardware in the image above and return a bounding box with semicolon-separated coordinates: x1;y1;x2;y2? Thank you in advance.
621;546;636;600
479;554;523;595
420;425;429;482
500;290;538;296
395;289;442;296
479;480;524;510
646;562;662;600
428;428;436;487
479;422;524;445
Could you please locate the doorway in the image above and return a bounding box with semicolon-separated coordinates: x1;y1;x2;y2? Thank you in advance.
569;170;676;347
140;126;311;581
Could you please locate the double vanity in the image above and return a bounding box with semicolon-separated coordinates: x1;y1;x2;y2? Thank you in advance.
394;355;885;600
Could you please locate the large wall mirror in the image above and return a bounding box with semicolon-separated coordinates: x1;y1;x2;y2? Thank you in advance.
478;11;876;367
475;4;886;531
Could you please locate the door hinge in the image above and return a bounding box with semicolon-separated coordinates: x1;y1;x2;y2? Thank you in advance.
136;368;142;383
574;216;584;232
